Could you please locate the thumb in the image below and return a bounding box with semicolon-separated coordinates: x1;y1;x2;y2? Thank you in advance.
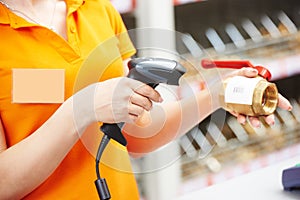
278;93;292;111
235;67;258;78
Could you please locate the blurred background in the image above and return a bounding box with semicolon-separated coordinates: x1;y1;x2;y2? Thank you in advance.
111;0;300;199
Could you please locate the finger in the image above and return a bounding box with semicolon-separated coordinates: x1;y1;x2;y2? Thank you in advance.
237;114;247;125
264;114;275;126
228;111;246;124
248;116;261;128
134;84;163;103
278;93;292;111
130;93;152;111
236;67;258;78
128;103;145;117
228;111;238;117
129;114;139;123
126;79;163;102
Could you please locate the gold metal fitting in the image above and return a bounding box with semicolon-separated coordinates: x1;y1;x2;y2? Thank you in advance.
222;76;278;116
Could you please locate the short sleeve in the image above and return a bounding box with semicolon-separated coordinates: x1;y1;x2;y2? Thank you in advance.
104;0;136;59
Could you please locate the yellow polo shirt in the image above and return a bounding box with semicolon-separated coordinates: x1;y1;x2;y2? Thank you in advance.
0;0;139;199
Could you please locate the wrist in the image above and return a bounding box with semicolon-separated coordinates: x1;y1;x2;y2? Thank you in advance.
67;84;98;134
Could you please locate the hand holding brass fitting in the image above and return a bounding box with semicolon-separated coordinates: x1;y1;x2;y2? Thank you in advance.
202;59;278;116
221;76;278;116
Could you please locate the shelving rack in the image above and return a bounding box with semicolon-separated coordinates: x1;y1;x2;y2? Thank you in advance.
120;0;300;199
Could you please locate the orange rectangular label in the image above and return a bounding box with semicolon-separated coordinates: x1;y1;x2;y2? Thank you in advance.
12;69;65;103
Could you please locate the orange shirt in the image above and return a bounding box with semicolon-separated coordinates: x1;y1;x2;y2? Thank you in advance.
0;0;139;199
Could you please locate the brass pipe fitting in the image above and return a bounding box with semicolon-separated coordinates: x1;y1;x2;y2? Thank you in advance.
221;76;278;116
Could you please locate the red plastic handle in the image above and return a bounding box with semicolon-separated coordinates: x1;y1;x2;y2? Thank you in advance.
201;59;271;81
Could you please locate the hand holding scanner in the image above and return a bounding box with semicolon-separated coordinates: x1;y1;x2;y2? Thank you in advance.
95;57;186;200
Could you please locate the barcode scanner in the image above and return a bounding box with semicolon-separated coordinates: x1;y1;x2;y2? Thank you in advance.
95;57;186;200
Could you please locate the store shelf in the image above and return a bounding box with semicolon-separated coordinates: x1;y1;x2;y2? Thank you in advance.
126;1;300;199
174;0;300;80
176;12;300;195
178;15;300;81
177;150;300;200
202;30;300;81
178;97;300;195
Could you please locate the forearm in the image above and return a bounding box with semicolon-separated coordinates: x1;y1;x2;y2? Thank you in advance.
0;98;87;199
123;89;219;155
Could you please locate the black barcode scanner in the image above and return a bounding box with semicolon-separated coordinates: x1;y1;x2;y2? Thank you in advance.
95;57;186;200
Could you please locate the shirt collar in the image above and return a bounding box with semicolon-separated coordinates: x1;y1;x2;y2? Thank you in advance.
0;0;86;28
0;3;11;24
66;0;86;15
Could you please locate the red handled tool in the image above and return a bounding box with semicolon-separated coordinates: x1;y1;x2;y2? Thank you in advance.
201;59;272;81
